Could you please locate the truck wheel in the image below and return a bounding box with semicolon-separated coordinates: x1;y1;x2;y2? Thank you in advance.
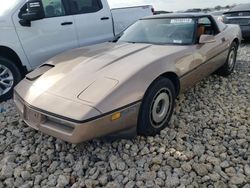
0;57;22;102
137;77;176;136
216;42;238;77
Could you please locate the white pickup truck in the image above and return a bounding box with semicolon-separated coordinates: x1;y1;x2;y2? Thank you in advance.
0;0;153;101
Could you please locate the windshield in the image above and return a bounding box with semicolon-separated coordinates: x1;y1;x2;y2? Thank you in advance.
118;18;195;45
0;0;20;16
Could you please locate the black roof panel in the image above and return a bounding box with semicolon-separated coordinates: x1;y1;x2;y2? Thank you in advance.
142;13;210;19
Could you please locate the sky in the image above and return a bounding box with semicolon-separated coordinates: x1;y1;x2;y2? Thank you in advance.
108;0;250;11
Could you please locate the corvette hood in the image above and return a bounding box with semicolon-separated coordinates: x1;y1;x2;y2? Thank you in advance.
25;42;188;105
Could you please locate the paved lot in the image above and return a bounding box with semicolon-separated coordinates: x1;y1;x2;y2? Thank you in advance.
0;44;249;188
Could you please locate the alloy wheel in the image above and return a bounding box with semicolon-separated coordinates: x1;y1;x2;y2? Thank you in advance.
0;64;14;96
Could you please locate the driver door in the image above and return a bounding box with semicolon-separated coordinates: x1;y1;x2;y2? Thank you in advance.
13;0;78;68
193;16;229;79
180;16;229;91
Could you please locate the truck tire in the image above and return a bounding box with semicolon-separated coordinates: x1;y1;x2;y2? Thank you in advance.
137;77;176;136
0;57;22;102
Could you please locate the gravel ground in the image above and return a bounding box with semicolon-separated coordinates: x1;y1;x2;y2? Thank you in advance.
0;44;250;188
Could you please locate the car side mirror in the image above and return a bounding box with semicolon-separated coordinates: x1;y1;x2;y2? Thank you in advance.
199;34;216;44
19;0;45;27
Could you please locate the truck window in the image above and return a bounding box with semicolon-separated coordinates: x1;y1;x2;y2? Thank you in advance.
69;0;103;14
41;0;66;18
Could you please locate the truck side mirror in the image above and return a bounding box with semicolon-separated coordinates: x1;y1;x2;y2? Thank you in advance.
19;0;45;27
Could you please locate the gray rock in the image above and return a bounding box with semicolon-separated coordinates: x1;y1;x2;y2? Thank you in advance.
128;168;136;181
167;157;180;168
57;175;69;187
220;161;230;168
155;177;165;186
157;170;166;180
117;161;126;171
99;175;108;186
165;176;180;188
209;173;220;181
181;163;192;172
85;179;99;188
48;161;59;173
4;178;14;188
244;165;250;176
125;181;135;188
47;174;57;186
140;147;150;155
34;175;43;185
242;184;250;188
229;176;245;185
29;154;40;164
193;144;205;157
0;163;15;179
225;167;236;176
14;177;24;187
145;180;154;187
152;155;163;165
214;181;227;188
192;163;208;176
21;171;31;181
106;181;120;188
19;182;33;188
139;171;156;181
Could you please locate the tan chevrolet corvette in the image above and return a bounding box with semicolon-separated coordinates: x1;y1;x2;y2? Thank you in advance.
14;13;242;144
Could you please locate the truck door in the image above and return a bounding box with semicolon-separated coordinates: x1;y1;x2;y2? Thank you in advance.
13;0;78;68
68;0;114;46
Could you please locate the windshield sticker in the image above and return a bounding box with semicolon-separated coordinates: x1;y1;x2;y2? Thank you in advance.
170;18;192;24
173;40;183;44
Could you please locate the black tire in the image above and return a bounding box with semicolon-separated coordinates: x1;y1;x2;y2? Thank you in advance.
0;57;22;102
216;42;238;77
137;77;176;136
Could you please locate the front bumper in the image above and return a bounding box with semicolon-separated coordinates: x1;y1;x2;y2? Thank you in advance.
14;94;141;144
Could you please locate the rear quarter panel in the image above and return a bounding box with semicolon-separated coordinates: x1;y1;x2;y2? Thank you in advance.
226;24;242;43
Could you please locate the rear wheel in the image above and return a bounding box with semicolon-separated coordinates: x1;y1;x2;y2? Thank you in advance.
137;77;176;136
217;42;238;77
0;57;22;102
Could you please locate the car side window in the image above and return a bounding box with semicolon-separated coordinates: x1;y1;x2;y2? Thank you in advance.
197;17;219;36
41;0;66;18
69;0;103;14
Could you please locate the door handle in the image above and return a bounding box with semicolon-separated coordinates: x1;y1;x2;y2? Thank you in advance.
61;22;73;26
100;17;110;20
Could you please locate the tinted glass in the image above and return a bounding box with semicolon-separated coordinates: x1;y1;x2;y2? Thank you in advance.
0;0;20;16
216;18;227;31
41;0;65;18
118;18;195;45
198;17;211;25
70;0;102;14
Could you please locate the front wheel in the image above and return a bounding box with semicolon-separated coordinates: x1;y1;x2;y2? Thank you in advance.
137;77;176;136
216;42;238;77
0;57;22;102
